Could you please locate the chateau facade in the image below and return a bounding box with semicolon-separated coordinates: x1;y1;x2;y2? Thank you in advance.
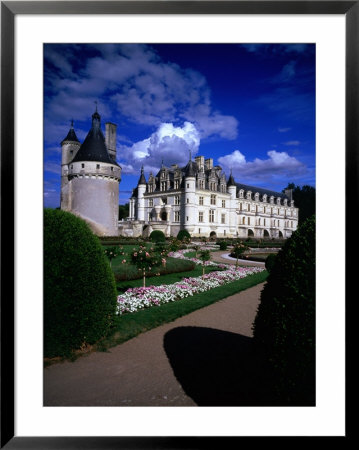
129;156;298;239
59;110;298;238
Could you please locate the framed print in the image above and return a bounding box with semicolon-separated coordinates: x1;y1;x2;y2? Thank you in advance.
1;1;354;447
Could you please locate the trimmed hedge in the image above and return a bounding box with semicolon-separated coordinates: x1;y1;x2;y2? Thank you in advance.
44;209;118;358
177;229;191;241
252;215;315;405
149;230;166;242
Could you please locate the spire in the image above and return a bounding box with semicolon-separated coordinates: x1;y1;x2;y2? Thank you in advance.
138;165;146;185
227;169;236;186
184;159;196;178
61;119;80;144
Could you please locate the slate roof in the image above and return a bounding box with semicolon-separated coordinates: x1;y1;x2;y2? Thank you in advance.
61;123;80;144
235;182;289;199
71;110;119;166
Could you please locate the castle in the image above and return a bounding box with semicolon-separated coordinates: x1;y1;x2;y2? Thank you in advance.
60;111;298;238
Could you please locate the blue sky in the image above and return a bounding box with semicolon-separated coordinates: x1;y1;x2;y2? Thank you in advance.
44;43;315;207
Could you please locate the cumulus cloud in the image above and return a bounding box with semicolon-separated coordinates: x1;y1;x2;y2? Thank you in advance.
44;44;238;142
118;122;201;174
218;149;307;185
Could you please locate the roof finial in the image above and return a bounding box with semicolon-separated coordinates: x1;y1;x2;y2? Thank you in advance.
161;159;164;168
189;149;192;161
94;100;98;113
70;118;74;128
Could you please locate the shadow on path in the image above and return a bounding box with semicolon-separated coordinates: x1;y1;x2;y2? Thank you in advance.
164;326;281;406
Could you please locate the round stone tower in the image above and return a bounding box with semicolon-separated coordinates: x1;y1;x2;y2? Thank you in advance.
61;109;122;236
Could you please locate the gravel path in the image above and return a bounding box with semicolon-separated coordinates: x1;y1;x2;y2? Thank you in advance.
44;281;266;407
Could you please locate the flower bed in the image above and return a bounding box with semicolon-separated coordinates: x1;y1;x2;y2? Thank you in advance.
117;249;264;315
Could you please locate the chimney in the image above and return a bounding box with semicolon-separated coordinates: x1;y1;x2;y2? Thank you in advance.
105;122;117;162
195;155;204;169
205;158;213;170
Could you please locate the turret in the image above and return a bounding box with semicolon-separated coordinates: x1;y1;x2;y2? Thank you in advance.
227;170;237;232
183;157;197;232
227;170;237;200
61;120;80;210
137;166;147;221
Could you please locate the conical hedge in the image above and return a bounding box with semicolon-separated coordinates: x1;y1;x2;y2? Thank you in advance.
44;209;118;357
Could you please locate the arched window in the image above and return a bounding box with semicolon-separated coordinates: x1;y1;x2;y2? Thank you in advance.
242;217;245;225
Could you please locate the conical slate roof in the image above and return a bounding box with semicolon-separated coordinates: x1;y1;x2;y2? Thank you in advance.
227;172;236;186
184;159;197;177
137;166;146;185
71;110;119;166
61;121;80;144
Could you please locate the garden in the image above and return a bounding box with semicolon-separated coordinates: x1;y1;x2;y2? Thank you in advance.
44;214;268;361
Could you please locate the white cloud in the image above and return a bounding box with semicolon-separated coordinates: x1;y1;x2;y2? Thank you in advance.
283;140;301;146
118;122;200;174
218;150;246;167
278;127;291;133
218;149;307;185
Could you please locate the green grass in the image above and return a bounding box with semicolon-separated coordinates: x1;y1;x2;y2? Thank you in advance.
99;270;268;352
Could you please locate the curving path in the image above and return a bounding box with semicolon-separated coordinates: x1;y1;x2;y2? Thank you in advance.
210;250;266;267
44;281;266;407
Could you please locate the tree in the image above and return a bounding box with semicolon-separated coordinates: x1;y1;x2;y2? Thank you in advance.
118;203;129;220
283;183;315;224
131;245;165;287
231;242;248;267
252;216;315;405
198;249;211;277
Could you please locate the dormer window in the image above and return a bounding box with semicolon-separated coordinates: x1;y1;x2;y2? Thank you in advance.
255;192;259;202
239;190;244;198
270;196;274;204
247;191;252;200
263;194;267;202
277;197;281;205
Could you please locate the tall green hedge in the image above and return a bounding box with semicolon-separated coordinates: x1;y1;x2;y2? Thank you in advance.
44;209;118;358
252;215;315;405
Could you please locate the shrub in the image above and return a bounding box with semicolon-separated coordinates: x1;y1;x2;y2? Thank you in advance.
149;230;166;242
265;253;277;272
252;215;315;405
44;209;118;358
218;240;228;250
177;229;191;241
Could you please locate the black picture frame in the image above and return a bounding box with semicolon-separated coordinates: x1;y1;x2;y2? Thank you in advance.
1;1;354;447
